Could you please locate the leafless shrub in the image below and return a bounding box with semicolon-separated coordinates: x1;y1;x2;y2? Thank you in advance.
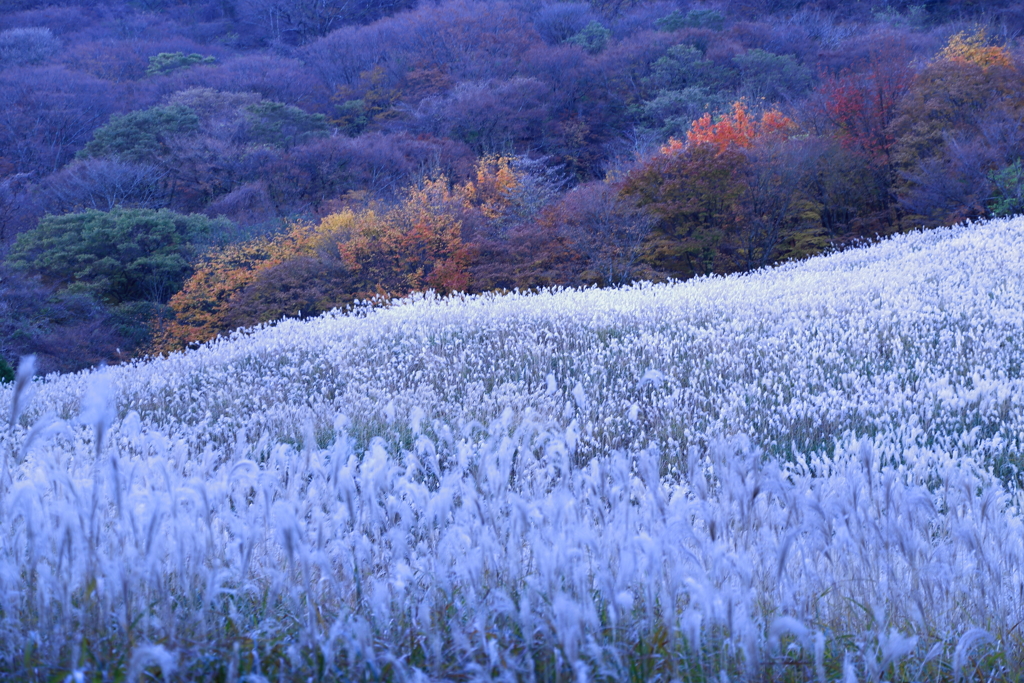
0;27;59;69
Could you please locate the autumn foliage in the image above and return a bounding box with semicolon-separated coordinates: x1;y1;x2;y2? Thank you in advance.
336;178;470;297
888;30;1024;228
156;223;321;348
938;29;1013;70
816;36;915;169
680;101;795;152
2;0;1024;368
157;160;535;348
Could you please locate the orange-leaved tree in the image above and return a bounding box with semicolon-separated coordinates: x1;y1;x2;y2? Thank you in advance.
154;222;323;349
622;141;747;278
456;154;562;235
157;186;471;351
623;101;810;277
339;156;558;299
658;101;795;154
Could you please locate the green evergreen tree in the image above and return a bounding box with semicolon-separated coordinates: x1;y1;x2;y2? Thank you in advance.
0;356;14;384
566;21;611;54
79;105;200;164
146;52;216;76
7;208;233;304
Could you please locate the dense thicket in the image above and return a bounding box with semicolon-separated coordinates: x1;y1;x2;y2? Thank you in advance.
1;0;1023;371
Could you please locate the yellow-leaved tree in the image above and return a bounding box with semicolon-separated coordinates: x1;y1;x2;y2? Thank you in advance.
153;222;324;349
337;176;470;296
938;29;1012;69
155;155;557;351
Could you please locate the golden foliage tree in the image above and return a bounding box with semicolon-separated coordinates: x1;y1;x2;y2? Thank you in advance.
939;29;1012;70
154;223;320;349
156;155;556;350
338;177;470;296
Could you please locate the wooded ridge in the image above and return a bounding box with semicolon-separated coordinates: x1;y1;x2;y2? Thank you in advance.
1;0;1022;374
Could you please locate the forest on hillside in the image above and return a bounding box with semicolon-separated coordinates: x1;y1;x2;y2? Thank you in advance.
1;0;1023;374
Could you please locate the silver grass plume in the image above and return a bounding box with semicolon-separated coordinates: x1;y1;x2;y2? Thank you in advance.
8;354;36;429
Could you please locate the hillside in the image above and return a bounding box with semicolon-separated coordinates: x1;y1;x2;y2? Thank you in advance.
3;0;1024;373
2;216;1024;679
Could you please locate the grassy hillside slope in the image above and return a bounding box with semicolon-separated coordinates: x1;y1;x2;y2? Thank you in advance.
3;216;1024;680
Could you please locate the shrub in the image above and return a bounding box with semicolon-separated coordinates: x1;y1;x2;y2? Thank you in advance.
989;160;1024;218
157;233;297;349
146;51;215;76
335;180;470;298
158;163;536;348
655;8;725;32
545;180;654;284
533;2;595;44
0;264;142;374
0;27;58;68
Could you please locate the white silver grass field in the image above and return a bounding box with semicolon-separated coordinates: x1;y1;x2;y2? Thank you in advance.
4;217;1024;681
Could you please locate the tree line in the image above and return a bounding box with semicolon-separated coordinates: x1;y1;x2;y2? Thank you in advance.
1;0;1023;373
